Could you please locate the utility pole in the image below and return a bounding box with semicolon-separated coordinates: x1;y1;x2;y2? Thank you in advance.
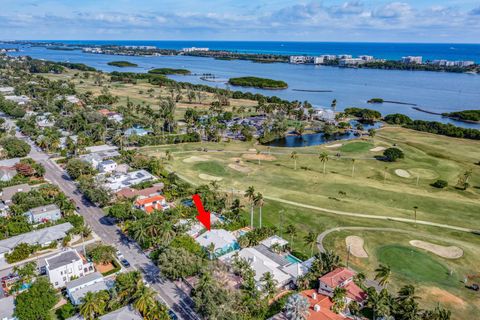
346;244;351;268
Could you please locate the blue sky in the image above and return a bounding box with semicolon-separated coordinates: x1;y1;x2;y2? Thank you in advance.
1;0;480;42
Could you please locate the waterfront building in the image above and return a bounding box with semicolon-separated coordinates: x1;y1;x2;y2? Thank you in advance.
338;54;352;59
182;47;209;52
401;56;423;64
289;56;307;64
339;58;366;66
313;56;325;64
359;55;374;61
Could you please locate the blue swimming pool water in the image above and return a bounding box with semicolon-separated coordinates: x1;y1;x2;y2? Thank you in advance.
286;254;303;264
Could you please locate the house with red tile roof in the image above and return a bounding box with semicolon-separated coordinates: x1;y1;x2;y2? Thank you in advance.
318;267;367;306
134;194;169;213
270;290;346;320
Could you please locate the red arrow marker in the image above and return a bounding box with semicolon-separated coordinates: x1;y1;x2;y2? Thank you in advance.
192;194;211;231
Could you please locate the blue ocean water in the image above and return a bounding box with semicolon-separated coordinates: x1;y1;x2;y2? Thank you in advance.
30;40;480;62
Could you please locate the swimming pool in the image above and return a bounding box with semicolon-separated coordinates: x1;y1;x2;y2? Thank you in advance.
286;254;303;264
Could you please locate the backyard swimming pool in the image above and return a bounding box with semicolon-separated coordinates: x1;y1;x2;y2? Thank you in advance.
286;254;303;264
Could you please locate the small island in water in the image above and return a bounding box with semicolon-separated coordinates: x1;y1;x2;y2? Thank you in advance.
148;68;191;75
107;61;138;67
228;76;288;89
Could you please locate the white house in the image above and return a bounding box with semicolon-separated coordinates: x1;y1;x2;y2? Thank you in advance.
0;296;15;320
401;56;423;64
98;160;117;173
66;272;108;305
25;204;62;224
195;229;238;259
102;170;156;192
45;249;95;289
0;223;72;259
4;95;30;105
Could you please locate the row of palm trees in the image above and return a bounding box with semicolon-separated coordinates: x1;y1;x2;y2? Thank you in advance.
79;271;169;320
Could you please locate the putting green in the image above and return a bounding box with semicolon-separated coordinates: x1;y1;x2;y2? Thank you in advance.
339;141;373;153
377;244;451;284
193;161;227;176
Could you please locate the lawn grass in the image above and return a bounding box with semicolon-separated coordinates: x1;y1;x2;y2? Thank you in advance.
339;141;373;153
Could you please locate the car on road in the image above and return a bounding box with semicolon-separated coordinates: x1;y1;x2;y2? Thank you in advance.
120;258;131;268
168;310;178;320
116;250;124;259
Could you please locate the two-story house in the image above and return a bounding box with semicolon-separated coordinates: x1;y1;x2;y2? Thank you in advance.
134;194;169;213
45;249;95;289
25;204;62;224
318;267;367;306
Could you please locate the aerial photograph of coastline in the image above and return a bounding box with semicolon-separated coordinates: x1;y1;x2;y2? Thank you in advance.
0;1;479;320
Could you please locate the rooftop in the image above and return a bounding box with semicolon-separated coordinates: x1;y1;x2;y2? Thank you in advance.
0;222;73;255
99;306;143;320
195;229;237;252
299;290;345;320
46;249;81;270
29;204;60;215
115;183;163;199
0;183;32;203
259;235;289;248
135;194;166;206
0;296;15;320
66;272;103;290
319;267;356;288
85;145;119;153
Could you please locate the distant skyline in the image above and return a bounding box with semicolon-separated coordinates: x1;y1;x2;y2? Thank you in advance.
1;0;480;43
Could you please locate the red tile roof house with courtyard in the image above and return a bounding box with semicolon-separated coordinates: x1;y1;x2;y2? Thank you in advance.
134;194;168;213
318;267;368;306
300;289;346;320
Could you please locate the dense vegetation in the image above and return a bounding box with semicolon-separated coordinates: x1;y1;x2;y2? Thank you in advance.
148;68;191;75
14;277;59;320
367;98;384;103
442;110;480;122
344;107;382;122
383;113;413;125
107;61;138;67
405;120;480;140
0;136;31;157
228;76;288;89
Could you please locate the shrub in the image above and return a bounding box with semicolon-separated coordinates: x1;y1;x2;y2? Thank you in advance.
383;147;404;162
431;179;448;189
384;113;413;125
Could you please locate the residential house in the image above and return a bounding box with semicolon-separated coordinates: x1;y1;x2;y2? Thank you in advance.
115;183;164;199
98;109;123;123
0;296;16;320
102;170;156;192
25;204;61;224
98;160;117;173
195;229;239;259
80;149;120;169
271;290;346;320
0;167;16;182
221;243;308;289
318;267;367;306
124;126;151;137
0;87;15;94
45;248;95;289
66;305;143;320
4;95;30;105
401;56;423;64
0;222;73;259
66;272;108;305
134;194;169;213
260;235;289;249
85;145;119;153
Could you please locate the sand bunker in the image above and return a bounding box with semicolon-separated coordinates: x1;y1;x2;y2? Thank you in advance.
410;240;463;259
183;156;209;163
228;163;252;173
395;169;411;178
248;148;257;152
325;143;342;148
199;174;223;181
242;153;276;161
346;236;368;258
370;146;386;152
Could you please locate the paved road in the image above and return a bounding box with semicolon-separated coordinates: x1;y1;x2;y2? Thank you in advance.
9;126;200;320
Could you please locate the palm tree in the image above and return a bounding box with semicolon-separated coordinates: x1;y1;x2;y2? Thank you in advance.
79;291;109;320
319;152;329;175
332;287;347;314
375;264;392;288
244;186;255;228
286;224;297;248
366;287;386;320
321;250;340;273
134;286;157;316
260;272;278;299
291;151;298;170
256;149;261;165
285;294;310;320
303;231;317;257
331;99;337;112
207;242;216;259
254;192;264;228
351;159;356;177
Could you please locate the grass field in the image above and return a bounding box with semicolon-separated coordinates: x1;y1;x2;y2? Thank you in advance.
141;126;480;319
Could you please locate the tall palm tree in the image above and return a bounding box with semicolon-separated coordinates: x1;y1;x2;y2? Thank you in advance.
319;152;329;175
285;294;310;320
79;291;109;320
286;224;297;248
375;264;392;288
244;186;256;228
254;192;264;228
291;151;299;170
134;286;157;316
366;287;386;320
303;231;317;257
260;272;278;299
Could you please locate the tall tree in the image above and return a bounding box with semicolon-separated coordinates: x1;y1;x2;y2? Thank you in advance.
304;231;317;257
244;186;256;228
291;151;299;171
319;151;329;175
284;294;310;320
375;264;392;288
254;192;264;228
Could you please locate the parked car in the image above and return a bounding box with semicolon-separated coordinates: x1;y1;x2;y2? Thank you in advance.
120;258;131;268
168;310;178;320
116;250;124;259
